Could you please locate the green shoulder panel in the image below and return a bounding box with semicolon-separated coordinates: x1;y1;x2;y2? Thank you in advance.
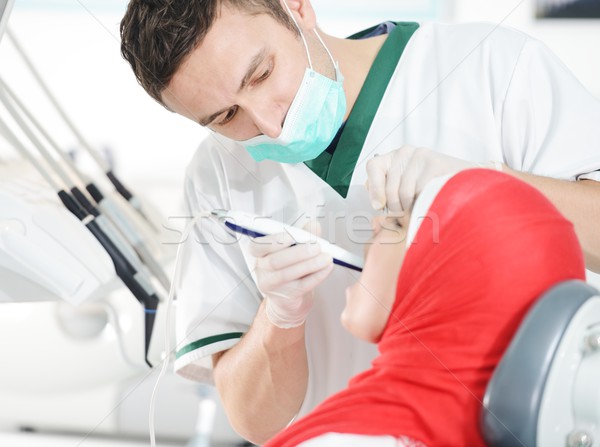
305;22;420;198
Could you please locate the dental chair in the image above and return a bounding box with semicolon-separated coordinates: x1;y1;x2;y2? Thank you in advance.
481;280;600;447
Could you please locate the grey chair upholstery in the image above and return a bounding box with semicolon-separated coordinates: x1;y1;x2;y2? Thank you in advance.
480;280;599;447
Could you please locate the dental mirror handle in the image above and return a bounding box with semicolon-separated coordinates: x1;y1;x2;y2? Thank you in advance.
212;209;364;272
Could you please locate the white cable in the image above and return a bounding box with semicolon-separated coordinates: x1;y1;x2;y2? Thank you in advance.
148;211;211;447
313;29;336;69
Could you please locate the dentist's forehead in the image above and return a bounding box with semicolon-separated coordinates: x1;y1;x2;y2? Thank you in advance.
162;11;278;120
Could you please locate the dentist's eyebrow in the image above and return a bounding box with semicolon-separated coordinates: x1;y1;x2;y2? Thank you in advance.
198;48;268;127
238;47;268;93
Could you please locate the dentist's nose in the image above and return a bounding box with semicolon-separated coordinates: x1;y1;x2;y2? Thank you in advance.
249;103;284;139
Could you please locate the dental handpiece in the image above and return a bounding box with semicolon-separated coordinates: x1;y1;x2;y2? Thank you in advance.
211;209;364;272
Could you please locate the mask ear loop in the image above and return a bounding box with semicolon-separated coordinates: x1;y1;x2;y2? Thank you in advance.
281;1;313;69
313;29;337;69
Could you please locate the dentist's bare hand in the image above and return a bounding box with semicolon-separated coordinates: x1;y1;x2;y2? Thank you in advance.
366;145;502;212
249;226;334;329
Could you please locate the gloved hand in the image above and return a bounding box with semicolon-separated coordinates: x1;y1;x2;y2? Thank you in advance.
365;145;503;212
248;223;334;329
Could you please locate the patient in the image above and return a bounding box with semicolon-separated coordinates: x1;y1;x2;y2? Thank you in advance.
264;169;586;447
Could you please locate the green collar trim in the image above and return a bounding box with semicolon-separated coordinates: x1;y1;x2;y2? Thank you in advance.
304;22;419;198
176;332;244;359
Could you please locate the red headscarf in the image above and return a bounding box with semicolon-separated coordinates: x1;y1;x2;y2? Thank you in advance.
265;169;585;447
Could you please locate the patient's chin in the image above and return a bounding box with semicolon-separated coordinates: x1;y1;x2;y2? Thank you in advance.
340;307;380;344
340;304;360;339
342;285;384;342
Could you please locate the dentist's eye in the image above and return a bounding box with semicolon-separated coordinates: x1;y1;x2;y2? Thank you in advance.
254;61;273;85
256;68;271;83
217;106;238;125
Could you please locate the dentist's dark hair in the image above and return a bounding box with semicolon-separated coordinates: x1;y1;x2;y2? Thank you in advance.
120;0;299;106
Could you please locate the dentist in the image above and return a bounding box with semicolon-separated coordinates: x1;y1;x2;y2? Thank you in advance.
120;0;600;443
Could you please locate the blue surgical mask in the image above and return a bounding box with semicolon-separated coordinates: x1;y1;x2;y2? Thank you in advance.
237;8;346;163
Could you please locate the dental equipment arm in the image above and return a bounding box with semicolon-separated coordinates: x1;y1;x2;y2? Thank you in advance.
5;27;159;232
57;190;159;368
0;0;12;44
0;116;158;367
0;5;164;364
0;169;116;305
0;78;171;291
0;78;170;290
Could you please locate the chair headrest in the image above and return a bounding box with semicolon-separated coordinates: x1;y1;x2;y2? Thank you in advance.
481;280;599;447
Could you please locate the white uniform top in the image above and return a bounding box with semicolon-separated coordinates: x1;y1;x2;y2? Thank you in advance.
173;21;600;418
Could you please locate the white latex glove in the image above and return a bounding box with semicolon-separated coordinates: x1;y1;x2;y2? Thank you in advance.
248;223;334;329
365;145;502;212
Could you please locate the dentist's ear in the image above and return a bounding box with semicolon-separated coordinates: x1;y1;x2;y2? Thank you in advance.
281;0;317;30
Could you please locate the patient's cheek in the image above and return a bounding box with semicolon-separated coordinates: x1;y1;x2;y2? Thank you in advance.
341;285;359;334
341;233;407;342
341;285;368;340
341;285;385;343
